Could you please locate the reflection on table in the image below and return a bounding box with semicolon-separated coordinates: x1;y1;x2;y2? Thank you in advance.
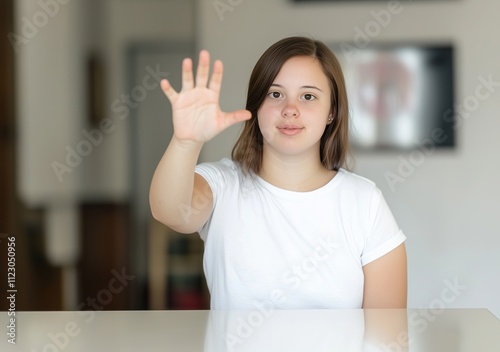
2;309;499;351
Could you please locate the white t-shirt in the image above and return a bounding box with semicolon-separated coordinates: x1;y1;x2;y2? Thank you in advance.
195;158;406;310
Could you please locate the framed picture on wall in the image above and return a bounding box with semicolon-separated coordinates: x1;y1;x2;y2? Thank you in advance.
330;43;455;150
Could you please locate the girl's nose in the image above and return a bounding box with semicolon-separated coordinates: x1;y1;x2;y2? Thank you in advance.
282;103;299;118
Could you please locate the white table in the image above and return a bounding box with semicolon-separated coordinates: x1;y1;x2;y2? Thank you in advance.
2;309;499;351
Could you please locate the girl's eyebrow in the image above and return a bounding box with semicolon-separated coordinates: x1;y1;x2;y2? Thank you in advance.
270;83;323;92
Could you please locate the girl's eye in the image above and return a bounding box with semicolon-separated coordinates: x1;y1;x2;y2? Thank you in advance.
302;94;316;101
268;91;282;99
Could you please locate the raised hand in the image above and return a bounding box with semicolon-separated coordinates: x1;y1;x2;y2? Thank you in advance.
161;50;251;144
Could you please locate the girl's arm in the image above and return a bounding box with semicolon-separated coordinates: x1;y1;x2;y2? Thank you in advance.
149;51;251;233
362;243;408;308
149;138;208;234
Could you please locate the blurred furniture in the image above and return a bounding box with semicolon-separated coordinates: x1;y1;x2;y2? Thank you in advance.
148;218;209;310
77;203;132;310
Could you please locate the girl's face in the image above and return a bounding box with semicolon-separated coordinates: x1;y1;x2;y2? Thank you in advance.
257;56;332;158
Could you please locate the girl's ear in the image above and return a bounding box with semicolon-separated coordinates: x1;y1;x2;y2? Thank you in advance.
327;112;334;124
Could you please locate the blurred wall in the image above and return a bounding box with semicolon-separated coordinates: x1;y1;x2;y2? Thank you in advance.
15;0;91;205
83;0;196;200
197;0;500;317
16;0;195;202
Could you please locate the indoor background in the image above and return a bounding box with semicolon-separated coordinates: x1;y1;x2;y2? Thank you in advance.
0;0;499;319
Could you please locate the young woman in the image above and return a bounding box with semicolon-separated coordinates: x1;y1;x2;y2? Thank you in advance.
150;36;407;310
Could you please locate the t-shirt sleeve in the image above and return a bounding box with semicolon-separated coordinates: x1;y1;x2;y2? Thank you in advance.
361;187;406;266
194;158;235;240
195;163;221;208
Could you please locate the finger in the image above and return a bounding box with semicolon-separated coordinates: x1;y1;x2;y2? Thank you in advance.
221;109;252;129
195;50;210;88
161;79;178;103
182;58;194;90
208;59;223;93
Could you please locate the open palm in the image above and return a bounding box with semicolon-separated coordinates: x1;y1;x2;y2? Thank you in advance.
161;50;251;143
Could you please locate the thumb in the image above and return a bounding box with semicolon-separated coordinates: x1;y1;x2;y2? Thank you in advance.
221;109;252;129
160;79;178;104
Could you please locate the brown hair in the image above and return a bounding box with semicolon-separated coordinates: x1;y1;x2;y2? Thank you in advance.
231;36;350;174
